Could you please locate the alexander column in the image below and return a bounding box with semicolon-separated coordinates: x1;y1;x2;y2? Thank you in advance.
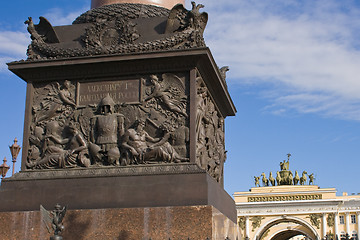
1;0;237;239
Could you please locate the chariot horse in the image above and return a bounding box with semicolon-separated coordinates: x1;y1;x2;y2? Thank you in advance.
261;172;269;186
276;171;282;186
269;172;275;186
293;170;300;185
300;171;307;185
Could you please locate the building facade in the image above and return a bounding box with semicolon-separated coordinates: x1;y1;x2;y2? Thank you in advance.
234;185;360;240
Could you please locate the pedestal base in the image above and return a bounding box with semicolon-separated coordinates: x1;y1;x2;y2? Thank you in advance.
0;206;239;240
0;164;236;222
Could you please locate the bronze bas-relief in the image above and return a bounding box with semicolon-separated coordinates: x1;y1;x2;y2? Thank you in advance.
26;73;192;171
195;72;226;184
24;71;227;183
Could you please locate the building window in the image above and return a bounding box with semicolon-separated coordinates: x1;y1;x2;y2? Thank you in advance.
351;215;356;224
339;215;345;224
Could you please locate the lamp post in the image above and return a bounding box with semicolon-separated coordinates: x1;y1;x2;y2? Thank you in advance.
0;157;10;180
9;138;21;176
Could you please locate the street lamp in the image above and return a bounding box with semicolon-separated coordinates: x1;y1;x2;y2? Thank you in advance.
9;138;21;176
0;157;10;180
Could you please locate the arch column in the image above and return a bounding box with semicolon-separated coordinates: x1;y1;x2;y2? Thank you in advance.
322;213;327;238
357;212;360;236
346;213;350;235
245;216;250;239
334;212;339;240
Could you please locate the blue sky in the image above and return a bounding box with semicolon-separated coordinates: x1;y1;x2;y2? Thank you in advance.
1;0;360;196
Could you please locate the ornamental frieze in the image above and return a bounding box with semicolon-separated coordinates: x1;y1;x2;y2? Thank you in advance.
248;194;322;202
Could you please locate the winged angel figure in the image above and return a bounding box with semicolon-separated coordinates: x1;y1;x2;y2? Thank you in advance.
34;80;76;123
40;204;67;239
145;74;188;117
165;1;208;34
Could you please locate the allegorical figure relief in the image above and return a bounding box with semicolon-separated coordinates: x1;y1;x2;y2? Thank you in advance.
33;80;76;123
171;118;189;158
122;120;188;164
145;124;189;163
58;80;76;107
27;122;89;169
122;119;159;164
207;117;225;183
195;86;208;169
195;76;227;183
89;95;124;165
144;74;188;117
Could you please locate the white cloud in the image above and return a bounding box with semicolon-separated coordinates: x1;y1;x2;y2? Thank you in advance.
0;7;88;72
267;93;360;121
203;0;360;120
0;31;28;73
43;7;88;26
0;31;29;56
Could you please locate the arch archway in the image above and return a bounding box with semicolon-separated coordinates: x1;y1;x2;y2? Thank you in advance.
270;229;309;240
254;216;320;240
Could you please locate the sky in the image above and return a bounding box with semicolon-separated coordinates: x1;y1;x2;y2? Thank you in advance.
0;0;360;197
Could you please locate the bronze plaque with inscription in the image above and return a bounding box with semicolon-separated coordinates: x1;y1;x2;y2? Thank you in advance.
78;79;140;106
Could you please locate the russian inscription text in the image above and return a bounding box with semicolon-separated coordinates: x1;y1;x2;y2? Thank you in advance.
78;79;140;106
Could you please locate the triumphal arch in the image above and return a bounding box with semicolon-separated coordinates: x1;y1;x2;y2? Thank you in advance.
235;158;360;240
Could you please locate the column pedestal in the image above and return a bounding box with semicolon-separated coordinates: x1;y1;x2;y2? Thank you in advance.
0;206;239;239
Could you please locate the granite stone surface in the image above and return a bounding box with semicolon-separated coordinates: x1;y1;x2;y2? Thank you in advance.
0;205;239;239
